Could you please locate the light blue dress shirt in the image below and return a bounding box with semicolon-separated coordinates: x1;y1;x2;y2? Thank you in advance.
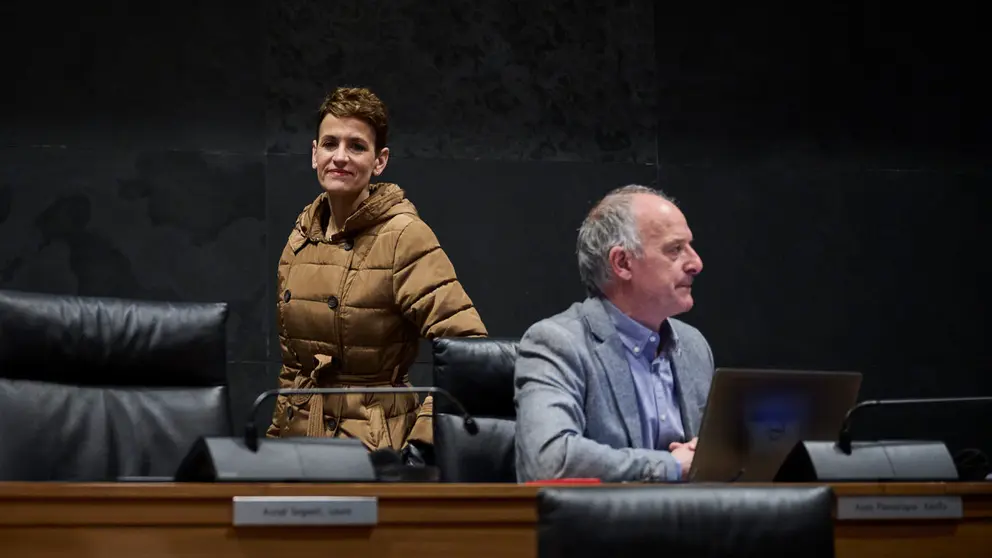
603;300;686;477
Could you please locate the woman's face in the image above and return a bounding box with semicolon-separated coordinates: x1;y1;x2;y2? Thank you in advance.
311;114;389;197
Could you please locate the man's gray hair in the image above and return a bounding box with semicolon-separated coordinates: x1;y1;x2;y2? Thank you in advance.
576;184;674;296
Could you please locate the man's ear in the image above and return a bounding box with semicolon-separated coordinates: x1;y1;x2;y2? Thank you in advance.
608;246;633;281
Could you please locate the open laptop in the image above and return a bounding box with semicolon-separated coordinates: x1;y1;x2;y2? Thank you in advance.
687;368;862;483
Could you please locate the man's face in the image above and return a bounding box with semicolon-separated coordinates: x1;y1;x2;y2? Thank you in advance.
626;194;703;321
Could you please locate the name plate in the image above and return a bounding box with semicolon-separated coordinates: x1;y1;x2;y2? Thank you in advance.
232;496;378;526
836;496;963;520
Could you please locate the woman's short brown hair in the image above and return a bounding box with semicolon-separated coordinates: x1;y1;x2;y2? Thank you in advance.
315;87;389;152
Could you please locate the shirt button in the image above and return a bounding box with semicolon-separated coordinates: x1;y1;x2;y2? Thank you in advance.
661;415;667;422
342;239;354;251
633;347;640;354
327;296;339;309
283;290;291;303
326;418;338;431
650;335;657;342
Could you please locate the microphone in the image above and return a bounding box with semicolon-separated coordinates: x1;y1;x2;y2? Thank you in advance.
244;386;479;452
837;396;992;454
776;394;992;482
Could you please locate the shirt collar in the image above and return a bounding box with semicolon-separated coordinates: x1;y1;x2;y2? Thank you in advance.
602;299;678;358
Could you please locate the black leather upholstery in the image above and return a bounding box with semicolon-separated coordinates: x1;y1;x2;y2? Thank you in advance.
432;337;518;482
538;486;835;558
0;290;231;481
435;414;517;482
431;337;518;417
0;290;227;386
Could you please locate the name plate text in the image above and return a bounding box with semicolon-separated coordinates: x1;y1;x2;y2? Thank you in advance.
836;496;963;520
232;496;378;526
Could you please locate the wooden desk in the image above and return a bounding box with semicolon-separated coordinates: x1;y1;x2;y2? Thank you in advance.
0;482;989;557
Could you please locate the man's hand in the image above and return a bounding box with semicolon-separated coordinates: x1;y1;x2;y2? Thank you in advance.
670;444;694;475
668;437;698;477
669;437;698;452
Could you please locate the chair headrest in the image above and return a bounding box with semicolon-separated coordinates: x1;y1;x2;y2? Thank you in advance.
538;486;834;556
0;289;228;387
431;337;518;418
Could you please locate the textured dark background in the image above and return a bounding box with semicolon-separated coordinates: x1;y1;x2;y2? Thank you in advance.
1;1;988;456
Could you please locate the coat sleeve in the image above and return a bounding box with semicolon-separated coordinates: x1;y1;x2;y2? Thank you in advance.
392;218;488;446
266;344;301;437
266;232;306;438
514;319;682;482
392;218;487;338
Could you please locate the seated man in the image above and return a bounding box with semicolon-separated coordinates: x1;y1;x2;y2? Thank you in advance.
515;185;714;482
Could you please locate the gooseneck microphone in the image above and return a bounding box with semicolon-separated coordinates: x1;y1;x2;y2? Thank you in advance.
774;395;992;482
837;396;992;454
244;386;479;451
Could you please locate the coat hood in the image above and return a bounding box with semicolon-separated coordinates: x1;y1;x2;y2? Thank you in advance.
296;183;417;242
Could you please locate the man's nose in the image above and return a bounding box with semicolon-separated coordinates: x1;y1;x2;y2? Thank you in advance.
686;246;702;275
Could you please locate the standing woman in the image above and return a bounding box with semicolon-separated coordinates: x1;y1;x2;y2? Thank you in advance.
267;87;487;460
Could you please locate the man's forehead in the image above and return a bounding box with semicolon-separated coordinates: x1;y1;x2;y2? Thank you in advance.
632;195;688;232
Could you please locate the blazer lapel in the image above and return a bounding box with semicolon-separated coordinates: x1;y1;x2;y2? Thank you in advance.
671;342;704;438
582;298;644;448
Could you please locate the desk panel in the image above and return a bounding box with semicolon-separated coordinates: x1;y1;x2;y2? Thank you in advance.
0;483;989;557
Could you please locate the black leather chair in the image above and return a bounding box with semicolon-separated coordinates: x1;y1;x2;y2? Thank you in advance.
0;290;231;481
432;337;519;482
538;485;835;558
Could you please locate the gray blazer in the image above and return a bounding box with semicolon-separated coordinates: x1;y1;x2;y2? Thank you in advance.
514;297;715;482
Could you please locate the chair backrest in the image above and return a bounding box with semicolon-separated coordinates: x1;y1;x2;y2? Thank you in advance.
0;289;231;481
431;337;519;482
538;486;835;558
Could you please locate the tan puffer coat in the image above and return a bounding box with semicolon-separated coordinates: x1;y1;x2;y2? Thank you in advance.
266;183;487;450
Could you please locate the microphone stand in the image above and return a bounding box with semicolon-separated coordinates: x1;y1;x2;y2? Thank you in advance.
837;396;992;454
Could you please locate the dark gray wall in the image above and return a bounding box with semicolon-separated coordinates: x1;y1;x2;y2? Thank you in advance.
0;0;658;428
1;1;988;455
654;5;990;455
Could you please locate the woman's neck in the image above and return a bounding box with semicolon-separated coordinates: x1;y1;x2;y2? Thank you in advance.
327;186;371;233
